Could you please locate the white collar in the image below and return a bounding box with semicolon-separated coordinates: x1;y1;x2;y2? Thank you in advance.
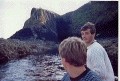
87;40;96;49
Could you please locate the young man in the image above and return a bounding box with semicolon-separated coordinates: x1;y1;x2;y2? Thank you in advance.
80;22;114;81
59;37;102;81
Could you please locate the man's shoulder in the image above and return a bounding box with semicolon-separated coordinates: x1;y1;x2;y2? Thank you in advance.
88;42;106;55
90;41;104;50
83;70;102;81
61;73;70;81
87;70;99;76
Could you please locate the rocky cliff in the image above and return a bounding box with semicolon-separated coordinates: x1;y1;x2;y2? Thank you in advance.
11;8;60;42
62;1;118;38
2;1;118;78
10;1;118;42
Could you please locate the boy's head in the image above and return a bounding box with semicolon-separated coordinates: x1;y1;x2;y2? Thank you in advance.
59;37;87;68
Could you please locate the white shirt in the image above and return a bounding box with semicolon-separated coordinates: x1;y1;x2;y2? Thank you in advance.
87;40;114;81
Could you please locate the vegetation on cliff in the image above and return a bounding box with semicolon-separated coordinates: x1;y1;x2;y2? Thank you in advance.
0;38;57;64
62;1;118;38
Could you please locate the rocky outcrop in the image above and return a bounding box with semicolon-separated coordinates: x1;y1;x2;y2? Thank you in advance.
11;8;60;42
8;1;118;75
0;38;32;64
62;1;118;39
0;38;57;64
10;1;118;41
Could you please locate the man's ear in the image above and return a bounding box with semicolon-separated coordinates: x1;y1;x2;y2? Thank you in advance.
92;33;96;38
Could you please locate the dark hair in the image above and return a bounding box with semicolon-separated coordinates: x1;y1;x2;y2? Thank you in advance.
59;37;87;67
80;22;96;34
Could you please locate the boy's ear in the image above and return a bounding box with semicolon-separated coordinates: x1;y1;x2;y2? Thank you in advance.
62;58;66;62
64;58;70;66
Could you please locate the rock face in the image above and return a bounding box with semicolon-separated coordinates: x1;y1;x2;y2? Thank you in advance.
10;1;118;42
0;38;56;64
11;8;60;42
62;1;118;39
2;1;118;80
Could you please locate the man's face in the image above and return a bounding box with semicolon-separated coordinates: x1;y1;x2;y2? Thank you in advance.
81;29;95;44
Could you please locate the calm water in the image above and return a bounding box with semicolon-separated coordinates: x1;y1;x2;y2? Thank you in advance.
0;54;65;81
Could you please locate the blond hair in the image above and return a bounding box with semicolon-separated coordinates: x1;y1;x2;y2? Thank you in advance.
59;37;87;66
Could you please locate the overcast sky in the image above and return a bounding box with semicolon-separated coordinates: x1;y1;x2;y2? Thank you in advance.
0;0;90;39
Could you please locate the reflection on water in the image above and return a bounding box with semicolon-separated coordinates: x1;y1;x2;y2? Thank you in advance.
0;54;65;81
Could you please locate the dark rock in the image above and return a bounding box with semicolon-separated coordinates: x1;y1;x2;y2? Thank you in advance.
0;52;8;64
10;8;60;42
61;1;118;39
58;65;64;70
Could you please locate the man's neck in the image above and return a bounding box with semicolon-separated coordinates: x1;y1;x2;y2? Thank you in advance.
86;39;95;47
67;65;86;78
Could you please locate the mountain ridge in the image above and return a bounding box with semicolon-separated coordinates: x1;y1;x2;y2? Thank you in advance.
10;1;118;42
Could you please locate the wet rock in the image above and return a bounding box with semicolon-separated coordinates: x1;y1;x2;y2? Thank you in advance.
58;65;64;70
0;53;9;64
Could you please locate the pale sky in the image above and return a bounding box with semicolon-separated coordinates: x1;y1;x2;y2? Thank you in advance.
0;0;90;39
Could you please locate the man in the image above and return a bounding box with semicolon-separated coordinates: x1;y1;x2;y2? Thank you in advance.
59;37;102;81
80;22;114;81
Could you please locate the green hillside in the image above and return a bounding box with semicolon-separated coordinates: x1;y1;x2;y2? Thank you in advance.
62;1;118;37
